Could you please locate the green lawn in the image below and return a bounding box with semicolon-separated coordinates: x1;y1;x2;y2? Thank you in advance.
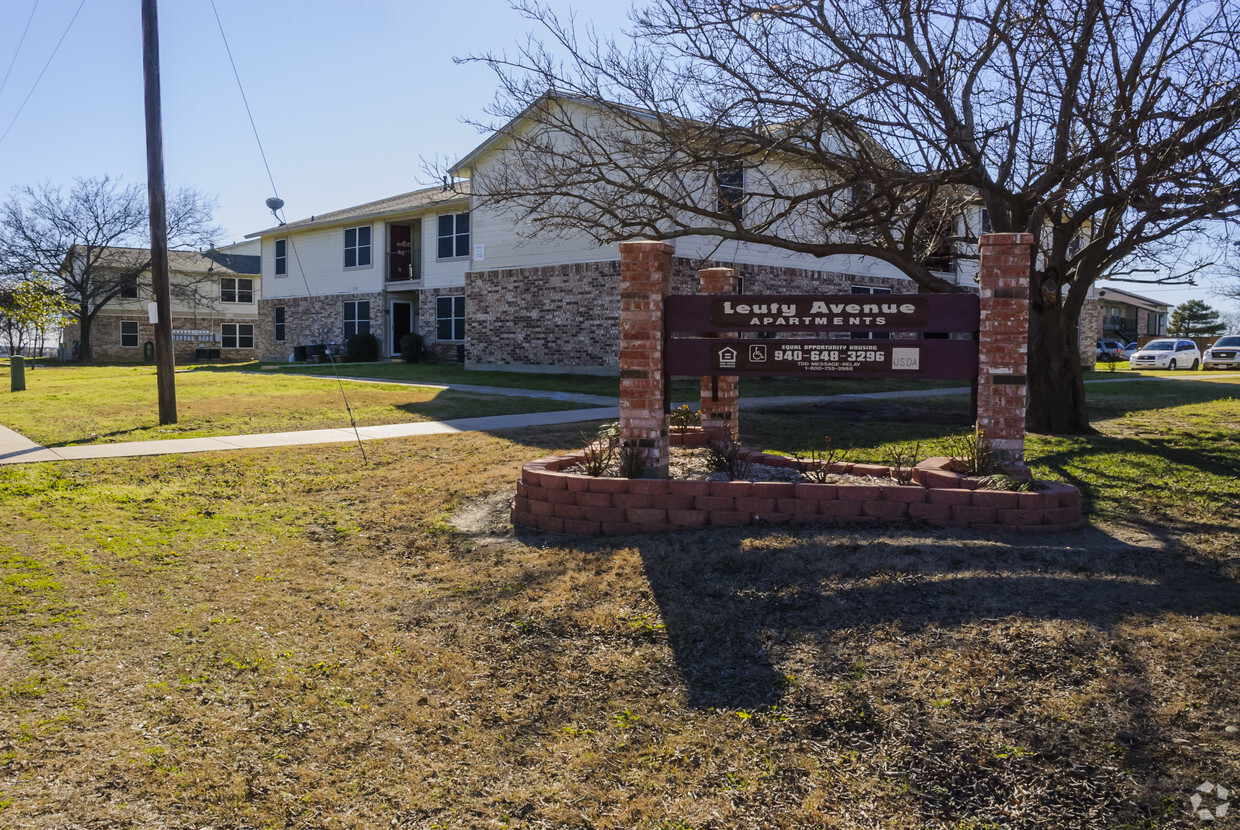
0;375;1236;828
0;363;581;447
212;358;970;400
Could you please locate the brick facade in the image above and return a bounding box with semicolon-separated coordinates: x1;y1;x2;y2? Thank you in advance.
976;234;1032;468
464;257;912;371
618;241;674;478
1079;297;1102;369
256;293;384;361
65;316;259;363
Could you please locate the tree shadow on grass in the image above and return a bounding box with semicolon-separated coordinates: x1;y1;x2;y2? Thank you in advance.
625;523;1240;712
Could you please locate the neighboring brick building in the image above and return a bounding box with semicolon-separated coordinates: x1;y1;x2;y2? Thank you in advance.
1097;287;1169;344
60;242;260;362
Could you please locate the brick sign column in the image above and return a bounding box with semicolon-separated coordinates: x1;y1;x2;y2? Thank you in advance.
697;267;739;440
977;233;1033;470
619;241;674;478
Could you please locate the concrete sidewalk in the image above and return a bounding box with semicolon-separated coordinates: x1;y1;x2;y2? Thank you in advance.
0;407;619;465
3;370;1236;466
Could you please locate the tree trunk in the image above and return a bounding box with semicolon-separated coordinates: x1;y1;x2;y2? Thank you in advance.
1026;300;1093;433
77;304;93;362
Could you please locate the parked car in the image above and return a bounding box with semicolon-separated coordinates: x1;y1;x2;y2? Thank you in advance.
1096;340;1125;360
1128;338;1201;370
1203;335;1240;370
1123;342;1139;359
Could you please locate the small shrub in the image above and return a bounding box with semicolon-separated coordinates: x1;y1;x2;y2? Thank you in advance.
618;443;646;478
344;332;381;362
940;426;998;476
1100;352;1121;373
797;434;849;483
670;404;701;433
707;437;752;480
580;422;619;476
976;474;1047;492
399;332;424;363
884;441;921;485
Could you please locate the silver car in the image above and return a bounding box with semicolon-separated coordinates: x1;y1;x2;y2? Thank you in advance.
1128;338;1201;370
1203;335;1240;370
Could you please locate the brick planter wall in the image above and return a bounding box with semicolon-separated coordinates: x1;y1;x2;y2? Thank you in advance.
511;431;1083;536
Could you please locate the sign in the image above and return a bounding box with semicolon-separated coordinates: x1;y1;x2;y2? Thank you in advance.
711;297;929;330
713;340;922;375
665;337;979;379
665;292;979;335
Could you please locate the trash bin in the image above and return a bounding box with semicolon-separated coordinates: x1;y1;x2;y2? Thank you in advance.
293;345;308;362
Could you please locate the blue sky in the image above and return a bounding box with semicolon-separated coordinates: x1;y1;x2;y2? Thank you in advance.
0;0;1232;317
0;0;632;243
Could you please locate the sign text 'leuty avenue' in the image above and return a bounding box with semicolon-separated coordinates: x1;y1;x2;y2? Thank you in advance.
711;298;929;328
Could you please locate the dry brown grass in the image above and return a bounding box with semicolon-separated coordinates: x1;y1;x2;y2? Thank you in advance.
1;420;1238;829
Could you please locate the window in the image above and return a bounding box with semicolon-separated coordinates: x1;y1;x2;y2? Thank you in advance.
344;301;370;339
851;285;893;340
120;274;139;299
120;321;139;348
274;239;287;276
274;306;286;343
980;208;992;233
437;213;470;259
436;295;465;342
221;323;254;349
716;162;745;220
344;226;372;268
221;277;253;303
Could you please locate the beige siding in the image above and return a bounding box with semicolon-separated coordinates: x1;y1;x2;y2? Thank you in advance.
260;224;383;298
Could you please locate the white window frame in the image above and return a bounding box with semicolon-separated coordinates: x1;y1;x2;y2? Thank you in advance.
344;301;371;339
437;213;470;260
344;226;372;269
221;277;254;304
221;323;254;349
850;284;894;340
716;161;745;220
120;320;139;348
274;239;287;277
436;295;465;342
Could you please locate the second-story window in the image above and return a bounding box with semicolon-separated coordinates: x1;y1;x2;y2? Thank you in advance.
344;226;372;268
274;239;287;276
119;274;139;299
437;213;470;259
220;277;253;303
716;162;745;220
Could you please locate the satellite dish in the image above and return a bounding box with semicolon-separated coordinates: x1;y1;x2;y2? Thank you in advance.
265;196;285;212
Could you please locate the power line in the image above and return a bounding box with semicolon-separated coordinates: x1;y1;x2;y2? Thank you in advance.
207;0;279;201
0;0;87;150
0;0;40;103
209;0;368;464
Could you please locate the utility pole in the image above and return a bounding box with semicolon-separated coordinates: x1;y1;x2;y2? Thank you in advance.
141;0;177;424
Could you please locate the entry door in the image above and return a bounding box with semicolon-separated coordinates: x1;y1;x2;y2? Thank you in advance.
391;301;414;355
389;225;412;281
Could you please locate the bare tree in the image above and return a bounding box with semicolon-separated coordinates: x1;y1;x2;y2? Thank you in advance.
465;0;1240;433
0;176;219;361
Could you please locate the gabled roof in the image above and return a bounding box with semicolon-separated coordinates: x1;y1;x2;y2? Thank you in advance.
246;182;471;238
64;245;259;276
1097;287;1170;313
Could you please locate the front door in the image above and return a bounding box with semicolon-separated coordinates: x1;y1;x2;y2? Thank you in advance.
389;224;412;281
391;301;414;356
